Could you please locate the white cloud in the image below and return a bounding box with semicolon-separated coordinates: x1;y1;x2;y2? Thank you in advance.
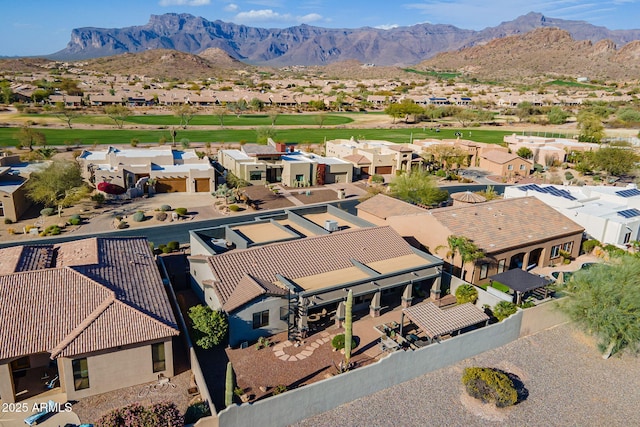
224;3;239;12
159;0;211;6
375;24;400;30
235;9;324;24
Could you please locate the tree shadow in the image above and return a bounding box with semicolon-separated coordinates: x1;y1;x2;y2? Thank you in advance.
498;369;529;404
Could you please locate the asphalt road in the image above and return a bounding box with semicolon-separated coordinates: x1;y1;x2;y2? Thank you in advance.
0;199;360;249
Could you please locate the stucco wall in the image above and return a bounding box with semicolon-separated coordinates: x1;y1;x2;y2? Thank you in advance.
60;340;173;400
229;297;288;347
0;363;14;403
519;299;569;337
215;310;523;427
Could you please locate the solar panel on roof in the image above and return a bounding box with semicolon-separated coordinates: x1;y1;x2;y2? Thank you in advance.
618;208;640;219
616;188;640;198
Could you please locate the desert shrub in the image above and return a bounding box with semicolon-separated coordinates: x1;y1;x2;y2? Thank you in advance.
174;207;188;216
564;171;574;181
130;138;139;147
70;213;81;221
117;221;128;229
155;211;168;221
96;401;183;427
162;246;172;254
462;367;518;408
91;193;106;204
493;301;517;321
331;334;358;350
160;204;172;212
7;228;15;234
582;239;600;254
4;218;13;224
255;336;271;349
228;204;241;212
183;401;211;425
371;174;384;184
40;208;54;217
68;218;81;226
97;181;126;195
455;284;478;304
167;241;180;251
132;211;145;222
42;225;61;236
272;384;288;395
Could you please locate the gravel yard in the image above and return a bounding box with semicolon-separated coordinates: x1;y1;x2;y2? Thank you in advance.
294;323;640;427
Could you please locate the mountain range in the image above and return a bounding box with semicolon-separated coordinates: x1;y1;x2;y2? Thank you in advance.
52;12;640;67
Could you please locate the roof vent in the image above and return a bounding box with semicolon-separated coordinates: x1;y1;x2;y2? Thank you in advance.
324;219;339;232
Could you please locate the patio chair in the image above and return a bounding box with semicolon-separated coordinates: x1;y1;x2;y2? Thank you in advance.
24;400;56;426
45;375;59;389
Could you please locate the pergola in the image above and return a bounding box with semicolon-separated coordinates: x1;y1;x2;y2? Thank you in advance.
400;302;490;343
489;268;553;304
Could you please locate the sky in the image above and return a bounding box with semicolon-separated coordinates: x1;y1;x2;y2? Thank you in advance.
2;0;640;57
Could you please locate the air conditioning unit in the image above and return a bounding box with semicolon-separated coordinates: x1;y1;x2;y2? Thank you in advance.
324;219;339;232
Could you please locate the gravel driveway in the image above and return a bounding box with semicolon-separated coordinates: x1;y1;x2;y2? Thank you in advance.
294;323;640;427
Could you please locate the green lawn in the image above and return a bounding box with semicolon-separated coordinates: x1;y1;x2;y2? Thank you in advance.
26;113;354;127
0;126;513;147
544;80;613;91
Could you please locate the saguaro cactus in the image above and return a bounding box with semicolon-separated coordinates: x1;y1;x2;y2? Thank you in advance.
344;289;353;366
225;362;234;407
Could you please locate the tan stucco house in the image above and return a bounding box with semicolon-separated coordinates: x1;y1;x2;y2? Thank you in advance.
358;194;584;285
188;205;443;347
478;150;532;178
78;146;216;194
0;237;179;403
0;154;49;222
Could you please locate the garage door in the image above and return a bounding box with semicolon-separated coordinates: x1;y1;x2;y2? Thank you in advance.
195;178;210;193
375;166;393;175
156;178;187;193
360;166;369;175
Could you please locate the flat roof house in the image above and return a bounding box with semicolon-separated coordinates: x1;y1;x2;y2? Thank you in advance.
360;194;584;285
0;237;179;403
188;205;443;347
78;146;216;194
0;154;49;222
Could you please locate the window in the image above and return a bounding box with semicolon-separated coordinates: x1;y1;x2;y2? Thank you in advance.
295;174;304;182
249;171;262;181
152;343;166;373
0;202;4;217
507;164;514;170
497;259;506;274
550;244;561;259
279;306;289;321
624;231;632;244
562;242;573;253
72;358;90;390
479;263;489;280
519;164;526;170
252;310;269;329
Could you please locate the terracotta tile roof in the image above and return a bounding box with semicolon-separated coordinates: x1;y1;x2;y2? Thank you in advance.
403;302;489;339
0;245;55;275
223;274;288;312
0;237;179;361
429;197;584;253
206;226;416;311
357;194;427;220
481;150;531;164
342;154;371;165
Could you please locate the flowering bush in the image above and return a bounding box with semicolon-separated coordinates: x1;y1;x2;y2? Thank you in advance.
97;181;126;195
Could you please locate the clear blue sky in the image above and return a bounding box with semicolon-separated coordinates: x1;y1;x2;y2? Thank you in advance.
2;0;640;57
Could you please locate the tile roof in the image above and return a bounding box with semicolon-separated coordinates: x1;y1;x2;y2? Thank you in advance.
429;197;584;253
0;245;55;275
205;226;417;311
357;194;427;219
341;154;371;165
481;150;530;164
0;237;178;361
223;274;288;312
403;302;489;339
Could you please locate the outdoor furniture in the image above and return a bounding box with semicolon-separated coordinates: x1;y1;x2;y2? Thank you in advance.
380;337;400;352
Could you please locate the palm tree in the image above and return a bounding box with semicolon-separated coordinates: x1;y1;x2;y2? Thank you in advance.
436;235;485;280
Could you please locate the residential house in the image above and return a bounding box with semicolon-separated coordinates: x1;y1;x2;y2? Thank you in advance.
478;150;532;178
0;154;48;222
325;138;420;177
359;194;584;285
505;183;640;247
503;134;600;164
78;146;216;194
188;205;443;346
218;140;353;187
0;237;179;403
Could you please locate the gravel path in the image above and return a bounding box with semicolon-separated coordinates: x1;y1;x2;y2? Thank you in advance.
294;323;640;427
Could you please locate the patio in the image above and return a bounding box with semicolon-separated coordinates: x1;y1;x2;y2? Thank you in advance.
225;297;461;403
